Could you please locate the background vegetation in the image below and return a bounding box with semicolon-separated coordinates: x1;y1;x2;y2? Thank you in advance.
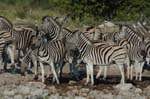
0;0;149;28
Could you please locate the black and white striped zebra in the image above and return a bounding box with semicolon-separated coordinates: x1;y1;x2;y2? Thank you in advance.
38;16;62;41
99;25;147;80
20;27;77;81
0;16;37;71
70;30;129;85
117;26;147;81
0;30;13;71
30;35;66;84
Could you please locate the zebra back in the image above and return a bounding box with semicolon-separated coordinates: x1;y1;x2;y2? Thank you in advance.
12;28;37;50
74;30;128;65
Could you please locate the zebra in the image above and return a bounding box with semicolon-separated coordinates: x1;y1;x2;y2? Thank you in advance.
38;16;62;41
95;25;147;81
29;34;66;84
0;30;13;71
69;30;129;85
133;21;149;36
115;26;147;81
20;27;77;81
39;16;82;79
143;38;150;70
65;48;81;80
0;16;37;72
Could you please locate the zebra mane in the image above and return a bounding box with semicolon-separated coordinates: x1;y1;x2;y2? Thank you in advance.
63;28;72;33
80;32;92;45
41;15;62;28
0;16;13;28
123;25;141;38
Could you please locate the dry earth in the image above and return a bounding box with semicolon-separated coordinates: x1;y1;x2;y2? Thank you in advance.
0;64;150;99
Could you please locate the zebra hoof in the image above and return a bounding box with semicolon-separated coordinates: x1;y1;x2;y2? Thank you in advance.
2;69;8;72
34;75;39;81
0;69;5;74
84;82;89;86
20;72;25;76
96;76;99;79
102;78;106;80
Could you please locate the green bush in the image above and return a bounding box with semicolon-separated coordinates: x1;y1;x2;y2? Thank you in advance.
0;0;149;27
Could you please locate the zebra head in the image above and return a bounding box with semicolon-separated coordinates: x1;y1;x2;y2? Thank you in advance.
31;33;47;50
138;37;147;60
54;15;69;26
117;26;127;39
0;16;13;31
41;15;53;24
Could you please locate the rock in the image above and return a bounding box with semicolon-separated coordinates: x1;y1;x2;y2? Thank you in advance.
17;85;30;95
42;89;49;97
118;91;135;97
134;96;146;99
49;94;60;99
88;90;100;98
27;82;46;89
114;83;134;91
100;93;114;99
68;80;77;84
143;86;150;95
74;96;86;99
48;86;57;94
14;95;23;99
66;91;75;97
80;93;87;97
114;95;125;99
30;88;44;96
79;88;90;97
135;88;142;94
72;89;79;95
80;88;90;93
63;96;72;99
68;86;74;89
3;90;15;96
2;96;13;99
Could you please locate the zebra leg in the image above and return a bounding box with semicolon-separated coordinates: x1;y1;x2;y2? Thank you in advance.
125;55;130;79
69;62;73;78
130;65;133;80
3;45;8;71
88;63;94;85
17;50;21;67
96;66;104;79
33;58;38;80
58;60;66;79
72;59;79;80
127;65;130;79
135;61;139;80
117;64;125;84
30;52;39;80
85;64;90;85
7;44;15;67
50;62;60;84
20;62;27;76
139;62;144;81
39;62;45;83
0;55;3;72
103;66;107;80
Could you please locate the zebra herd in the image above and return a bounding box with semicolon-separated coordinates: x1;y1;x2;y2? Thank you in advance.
0;15;150;86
